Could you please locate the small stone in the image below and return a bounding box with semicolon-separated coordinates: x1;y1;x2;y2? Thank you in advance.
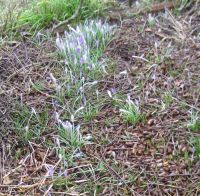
148;119;156;126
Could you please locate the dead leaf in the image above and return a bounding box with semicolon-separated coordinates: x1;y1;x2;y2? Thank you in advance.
3;175;13;185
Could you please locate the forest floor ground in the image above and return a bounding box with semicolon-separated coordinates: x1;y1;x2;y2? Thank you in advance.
0;1;200;195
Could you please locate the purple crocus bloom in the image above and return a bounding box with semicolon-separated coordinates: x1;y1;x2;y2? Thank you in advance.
77;47;81;53
64;161;68;166
64;59;68;65
48;166;54;177
111;88;117;94
79;36;85;46
62;121;73;132
72;39;77;47
59;169;62;176
80;57;84;65
64;169;68;177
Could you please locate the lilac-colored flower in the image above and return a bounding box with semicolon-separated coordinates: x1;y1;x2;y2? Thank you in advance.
77;47;81;53
48;166;54;177
73;55;77;65
79;36;85;46
83;54;88;62
56;19;115;69
64;59;68;65
107;90;112;98
76;125;81;133
80;57;84;65
64;169;68;177
56;37;60;48
56;33;61;46
64;160;68;167
54;112;60;123
62;121;73;132
59;169;62;176
111;88;116;94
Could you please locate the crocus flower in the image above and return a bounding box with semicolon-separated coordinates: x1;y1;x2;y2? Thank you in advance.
56;19;115;71
77;47;81;53
64;169;68;177
61;121;73;132
59;169;62;176
79;36;85;46
48;166;54;177
107;90;112;98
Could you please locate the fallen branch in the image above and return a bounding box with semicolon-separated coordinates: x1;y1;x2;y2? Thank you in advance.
52;0;84;34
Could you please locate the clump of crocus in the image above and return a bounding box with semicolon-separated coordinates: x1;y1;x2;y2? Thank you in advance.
56;19;115;70
54;111;84;148
119;95;144;126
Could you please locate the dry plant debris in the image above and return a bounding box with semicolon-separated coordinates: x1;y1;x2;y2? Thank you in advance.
0;5;200;196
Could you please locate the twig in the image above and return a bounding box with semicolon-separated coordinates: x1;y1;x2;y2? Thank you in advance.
172;96;200;112
132;55;150;63
52;0;84;34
